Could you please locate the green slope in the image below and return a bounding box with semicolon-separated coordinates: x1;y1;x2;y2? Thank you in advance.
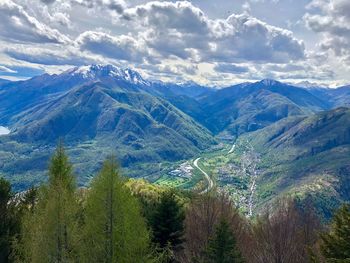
237;107;350;217
195;80;330;138
0;82;216;190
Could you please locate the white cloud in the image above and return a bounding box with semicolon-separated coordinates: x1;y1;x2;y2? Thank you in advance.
0;65;17;73
75;31;150;63
305;0;350;64
1;0;345;85
5;46;98;66
119;1;305;64
41;0;127;13
0;0;70;44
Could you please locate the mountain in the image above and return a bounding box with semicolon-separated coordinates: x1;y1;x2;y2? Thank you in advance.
293;81;329;89
191;79;331;138
149;80;214;99
0;78;11;85
63;64;148;85
306;85;350;109
1;64;350;196
12;82;215;155
0;65;151;125
2;66;343;140
239;107;350;217
0;65;216;190
325;85;350;107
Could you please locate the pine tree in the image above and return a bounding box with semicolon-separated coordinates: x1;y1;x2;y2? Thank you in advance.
151;191;185;252
81;156;152;263
19;143;81;263
205;219;244;263
320;204;350;262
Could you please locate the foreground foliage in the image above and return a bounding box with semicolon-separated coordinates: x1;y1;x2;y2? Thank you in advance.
18;144;81;262
320;204;350;262
151;191;185;250
81;157;152;262
205;218;244;263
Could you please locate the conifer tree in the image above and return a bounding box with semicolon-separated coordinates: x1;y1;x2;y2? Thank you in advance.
205;219;244;263
151;191;185;252
81;156;152;263
320;204;350;262
0;177;19;263
19;143;81;263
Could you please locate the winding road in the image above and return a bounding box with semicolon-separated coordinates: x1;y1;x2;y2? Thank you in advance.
228;144;236;154
193;157;214;194
194;144;236;194
193;142;259;216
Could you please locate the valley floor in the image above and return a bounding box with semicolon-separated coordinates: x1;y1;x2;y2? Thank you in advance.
155;140;261;216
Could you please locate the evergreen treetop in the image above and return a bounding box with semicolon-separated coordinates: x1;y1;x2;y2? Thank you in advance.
151;190;185;251
205;218;244;263
321;204;350;262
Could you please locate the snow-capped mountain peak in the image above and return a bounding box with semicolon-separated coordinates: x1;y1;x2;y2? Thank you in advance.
260;79;279;86
63;64;148;85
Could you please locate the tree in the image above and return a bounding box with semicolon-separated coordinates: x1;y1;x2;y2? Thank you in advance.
81;156;152;263
320;204;350;262
0;177;19;263
183;194;248;263
251;198;321;263
150;191;185;260
205;218;244;263
19;143;81;263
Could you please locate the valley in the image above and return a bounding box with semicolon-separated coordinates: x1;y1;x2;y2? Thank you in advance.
2;1;350;261
155;140;262;216
1;64;350;217
193;157;214;194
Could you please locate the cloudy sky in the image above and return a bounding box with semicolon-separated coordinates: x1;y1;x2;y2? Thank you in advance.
0;0;349;86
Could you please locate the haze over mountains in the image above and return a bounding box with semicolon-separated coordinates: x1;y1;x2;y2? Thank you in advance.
0;64;349;212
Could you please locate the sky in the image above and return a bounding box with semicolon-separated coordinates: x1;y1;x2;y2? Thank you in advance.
0;0;349;87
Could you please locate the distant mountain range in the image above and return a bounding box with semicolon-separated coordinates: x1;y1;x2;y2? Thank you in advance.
0;64;349;212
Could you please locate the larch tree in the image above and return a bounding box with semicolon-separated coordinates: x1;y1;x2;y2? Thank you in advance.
18;143;81;263
81;156;152;263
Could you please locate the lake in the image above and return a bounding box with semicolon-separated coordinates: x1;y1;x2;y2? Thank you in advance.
0;126;10;135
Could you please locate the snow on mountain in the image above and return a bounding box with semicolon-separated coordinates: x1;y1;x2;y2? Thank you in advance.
260;79;280;86
62;64;149;85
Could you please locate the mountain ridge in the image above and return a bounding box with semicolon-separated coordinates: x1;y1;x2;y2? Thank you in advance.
1;64;350;197
237;106;350;215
